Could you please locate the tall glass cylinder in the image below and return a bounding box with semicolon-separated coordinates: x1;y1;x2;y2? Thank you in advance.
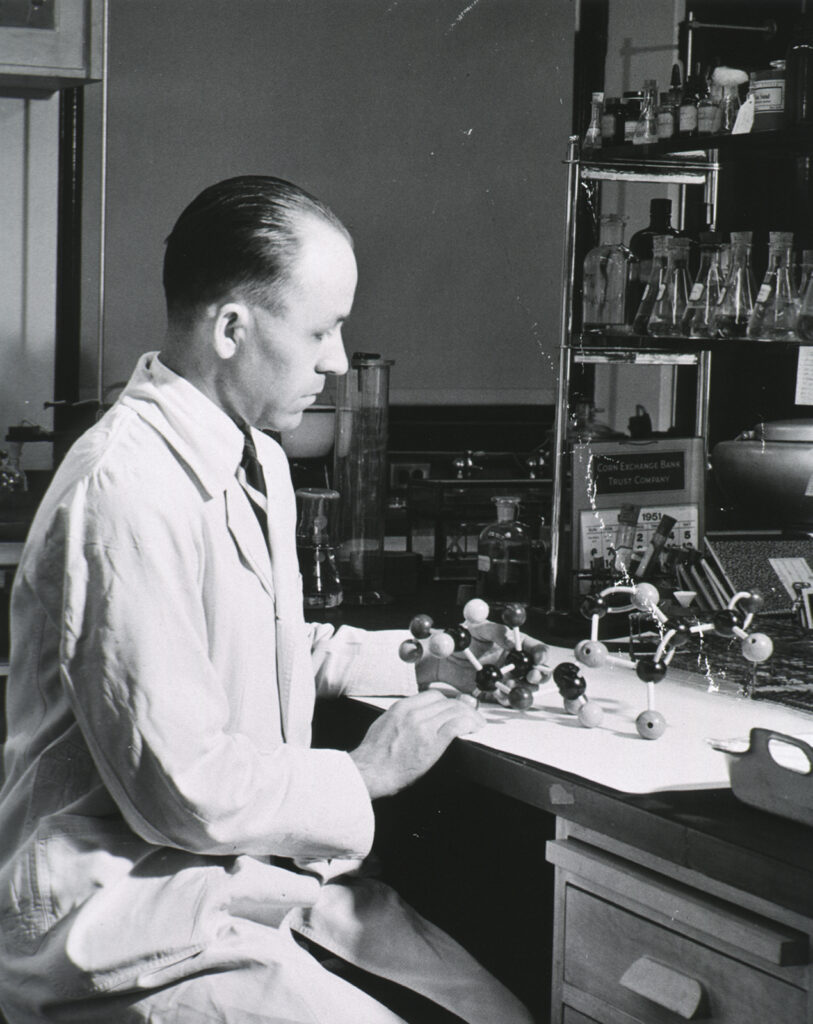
333;353;393;604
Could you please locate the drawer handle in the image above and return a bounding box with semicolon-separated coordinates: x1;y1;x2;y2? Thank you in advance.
620;956;708;1019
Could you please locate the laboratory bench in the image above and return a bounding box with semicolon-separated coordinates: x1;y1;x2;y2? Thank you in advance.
311;584;813;1024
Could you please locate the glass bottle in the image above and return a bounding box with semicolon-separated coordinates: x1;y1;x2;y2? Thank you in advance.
656;91;676;140
647;237;691;337
633;80;658;145
583;91;604;150
681;233;727;338
622;91;644;142
295;487;343;608
476;496;532;609
698;81;723;134
719;84;742;133
600;97;625;145
628;198;679;296
747;231;800;341
632;234;670;335
581;213;637;332
786;15;813;126
711;231;756;339
679;63;703;136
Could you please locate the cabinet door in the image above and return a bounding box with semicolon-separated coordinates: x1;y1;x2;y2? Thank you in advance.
0;0;103;90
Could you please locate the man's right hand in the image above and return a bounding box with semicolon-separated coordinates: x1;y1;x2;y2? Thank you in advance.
349;690;486;800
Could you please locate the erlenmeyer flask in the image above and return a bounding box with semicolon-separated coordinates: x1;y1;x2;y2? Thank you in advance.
632;234;670;334
797;260;813;340
295;487;343;608
710;231;756;339
581;213;637;332
747;231;799;340
647;237;692;336
681;233;726;338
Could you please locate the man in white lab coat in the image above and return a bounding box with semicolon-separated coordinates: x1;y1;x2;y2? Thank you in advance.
0;177;534;1023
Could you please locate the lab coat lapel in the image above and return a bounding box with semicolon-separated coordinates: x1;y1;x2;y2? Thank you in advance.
224;484;274;598
264;479;299;739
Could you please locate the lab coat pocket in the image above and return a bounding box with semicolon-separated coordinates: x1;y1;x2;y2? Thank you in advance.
0;813;149;957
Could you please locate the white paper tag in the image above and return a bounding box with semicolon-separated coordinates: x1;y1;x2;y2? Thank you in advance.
795;347;813;405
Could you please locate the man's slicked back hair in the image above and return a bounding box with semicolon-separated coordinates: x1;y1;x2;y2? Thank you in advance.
162;175;352;323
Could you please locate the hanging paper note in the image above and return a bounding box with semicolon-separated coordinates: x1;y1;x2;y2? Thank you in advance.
795;347;813;404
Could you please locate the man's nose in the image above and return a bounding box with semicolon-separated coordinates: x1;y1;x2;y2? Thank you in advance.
318;331;349;376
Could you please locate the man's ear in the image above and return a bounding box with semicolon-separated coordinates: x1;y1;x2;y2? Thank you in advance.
212;302;250;360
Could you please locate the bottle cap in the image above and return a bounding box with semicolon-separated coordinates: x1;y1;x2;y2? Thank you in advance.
730;230;753;245
768;230;794;245
699;231;723;245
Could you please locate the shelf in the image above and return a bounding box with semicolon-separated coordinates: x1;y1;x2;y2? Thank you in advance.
580;125;813;164
574;331;808;360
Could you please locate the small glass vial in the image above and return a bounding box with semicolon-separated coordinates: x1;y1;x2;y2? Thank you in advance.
600;97;625;145
656;91;676;139
711;231;757;339
583;91;604;150
476;496;532;609
681;233;727;338
633;79;658;144
581;213;638;332
747;231;800;340
622;91;644;142
632;234;671;335
647;237;692;336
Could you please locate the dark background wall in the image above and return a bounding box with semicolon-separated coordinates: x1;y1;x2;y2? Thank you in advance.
92;0;574;406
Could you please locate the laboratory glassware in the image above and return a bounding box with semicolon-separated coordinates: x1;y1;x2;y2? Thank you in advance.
647;237;692;337
476;496;532;609
632;234;670;334
333;352;394;604
295;487;343;608
633;79;658;144
747;231;800;341
583;91;604;150
796;259;813;340
681;233;727;338
710;231;756;339
581;213;637;332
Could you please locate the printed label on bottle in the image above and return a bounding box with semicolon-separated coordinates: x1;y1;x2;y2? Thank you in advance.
477;554;491;572
679;105;698;132
689;283;704;301
656;112;674;139
756;283;772;303
752;82;784;112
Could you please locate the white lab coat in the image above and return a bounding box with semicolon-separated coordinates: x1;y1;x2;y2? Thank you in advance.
0;354;531;1024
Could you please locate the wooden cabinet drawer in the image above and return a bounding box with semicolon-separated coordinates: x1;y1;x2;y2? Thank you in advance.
563;1008;600;1024
564;886;805;1023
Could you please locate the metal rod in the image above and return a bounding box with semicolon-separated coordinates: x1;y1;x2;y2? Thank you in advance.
95;0;109;413
548;135;581;612
686;19;776;35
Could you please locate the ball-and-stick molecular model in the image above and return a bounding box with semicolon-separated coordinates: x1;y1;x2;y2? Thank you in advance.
567;582;774;739
398;600;551;709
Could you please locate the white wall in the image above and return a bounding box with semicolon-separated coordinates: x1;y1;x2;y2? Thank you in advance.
81;0;574;407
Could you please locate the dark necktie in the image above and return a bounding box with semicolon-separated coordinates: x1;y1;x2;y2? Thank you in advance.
237;425;269;545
